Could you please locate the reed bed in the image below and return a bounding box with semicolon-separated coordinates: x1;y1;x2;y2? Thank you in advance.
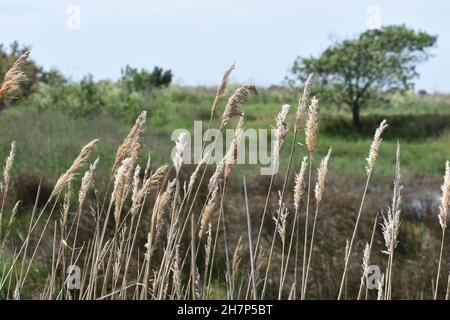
0;54;449;300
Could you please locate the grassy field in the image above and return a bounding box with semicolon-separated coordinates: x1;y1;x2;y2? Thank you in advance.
2;88;449;182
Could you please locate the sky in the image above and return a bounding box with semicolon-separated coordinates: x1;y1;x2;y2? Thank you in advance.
1;0;449;92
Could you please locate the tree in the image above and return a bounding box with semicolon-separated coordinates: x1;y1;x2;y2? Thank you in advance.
290;25;437;128
120;65;173;93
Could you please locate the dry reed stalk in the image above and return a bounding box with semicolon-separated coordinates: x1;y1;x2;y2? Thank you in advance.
111;157;134;228
273;192;289;299
243;176;258;300
220;85;257;128
302;147;332;299
0;141;16;242
293;156;308;210
208;159;225;194
187;152;209;195
171;245;181;299
2;141;15;197
295;73;314;130
50;139;99;200
231;236;242;280
211;63;235;116
138;164;169;200
79;158;99;208
259;104;292;299
300;98;321;299
278;156;308;298
357;213;378;300
382;141;402;299
272;104;290;161
273;75;313;299
358;243;370;298
305;97;319;154
152;179;176;232
0;52;29;101
199;186;219;238
225;115;245;182
435;160;450;299
113;111;146;170
377;273;385;300
61;182;72;229
337;120;388;300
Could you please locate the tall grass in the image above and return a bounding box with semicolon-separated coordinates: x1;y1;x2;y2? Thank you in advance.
0;56;449;300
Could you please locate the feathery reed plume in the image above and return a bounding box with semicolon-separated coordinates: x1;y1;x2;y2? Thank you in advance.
0;52;29;101
381;144;402;255
204;222;212;273
144;153;151;178
172;132;188;176
295;73;314;130
305;97;319;155
172;245;181;299
273;206;289;245
61;182;71;228
359;243;370;295
220;85;257;128
2;141;16;196
314;147;332;204
211;63;235;116
366;120;388;174
79;157;99;208
232;236;242;278
377;274;385;300
435;160;450;299
225;115;245;181
114;111;147;170
438;161;450;230
50;139;99;200
187;152;209;194
199;186;219;238
111;157;134;227
138;164;169;200
113;226;127;280
130;164;141;215
361;243;370;275
152;179;176;229
272;104;290;161
293;156;308;210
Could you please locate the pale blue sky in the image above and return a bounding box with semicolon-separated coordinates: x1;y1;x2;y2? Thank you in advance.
1;0;449;92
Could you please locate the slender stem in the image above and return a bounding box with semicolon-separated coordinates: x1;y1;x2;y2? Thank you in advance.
337;171;372;300
435;228;446;300
243;176;258;300
302;202;320;299
301;155;313;300
357;213;378;300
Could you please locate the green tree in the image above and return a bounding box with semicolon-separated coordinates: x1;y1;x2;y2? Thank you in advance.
120;65;172;93
290;25;437;128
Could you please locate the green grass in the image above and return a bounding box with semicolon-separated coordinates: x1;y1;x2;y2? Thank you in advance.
1;89;449;189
